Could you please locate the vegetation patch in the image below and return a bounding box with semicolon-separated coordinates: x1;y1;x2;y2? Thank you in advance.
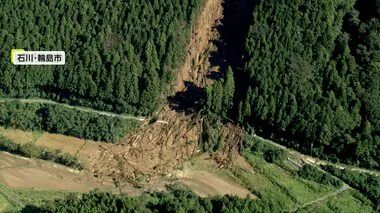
26;189;279;212
296;190;373;213
0;101;138;143
322;164;380;211
11;188;77;209
240;152;338;210
297;165;342;188
0;135;84;169
0;193;13;213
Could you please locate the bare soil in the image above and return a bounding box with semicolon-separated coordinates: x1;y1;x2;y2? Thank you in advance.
0;151;255;198
0;152;118;192
174;0;223;91
176;170;253;198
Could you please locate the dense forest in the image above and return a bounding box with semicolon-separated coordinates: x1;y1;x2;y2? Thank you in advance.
0;101;137;142
207;0;380;169
30;188;279;213
0;0;202;115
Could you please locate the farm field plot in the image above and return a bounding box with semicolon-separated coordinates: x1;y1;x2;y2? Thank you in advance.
0;127;40;145
175;167;254;199
0;152;107;191
0;151;256;200
35;133;91;155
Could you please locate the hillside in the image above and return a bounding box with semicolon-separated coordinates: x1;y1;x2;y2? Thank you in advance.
0;0;379;212
0;0;202;115
207;0;380;169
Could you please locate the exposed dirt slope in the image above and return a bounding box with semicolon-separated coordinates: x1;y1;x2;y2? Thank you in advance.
174;0;223;91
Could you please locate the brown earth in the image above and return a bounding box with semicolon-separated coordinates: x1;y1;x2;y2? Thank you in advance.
0;152;118;192
0;151;255;198
174;0;223;91
176;169;254;198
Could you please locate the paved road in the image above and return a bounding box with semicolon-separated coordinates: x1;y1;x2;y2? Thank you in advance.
0;98;168;123
253;134;380;176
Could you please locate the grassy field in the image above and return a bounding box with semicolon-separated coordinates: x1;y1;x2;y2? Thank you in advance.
11;188;76;208
0;127;42;145
297;189;373;213
0;183;78;212
239;152;338;210
0;193;13;213
185;153;338;211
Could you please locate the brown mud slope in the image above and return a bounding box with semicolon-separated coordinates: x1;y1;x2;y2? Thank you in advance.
175;0;223;91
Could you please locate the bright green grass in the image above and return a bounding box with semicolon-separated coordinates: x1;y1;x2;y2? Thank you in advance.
238;152;338;210
0;194;13;213
297;189;374;213
11;189;77;208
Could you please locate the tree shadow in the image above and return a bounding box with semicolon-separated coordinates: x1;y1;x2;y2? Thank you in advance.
21;205;41;213
208;0;258;74
207;71;223;80
168;81;206;114
169;0;258;115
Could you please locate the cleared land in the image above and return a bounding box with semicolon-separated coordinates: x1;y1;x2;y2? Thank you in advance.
175;167;254;198
35;133;87;155
0;150;255;199
0;152;115;192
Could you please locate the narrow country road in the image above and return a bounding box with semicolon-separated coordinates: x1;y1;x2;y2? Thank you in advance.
0;98;168;124
290;184;351;212
252;134;380;176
